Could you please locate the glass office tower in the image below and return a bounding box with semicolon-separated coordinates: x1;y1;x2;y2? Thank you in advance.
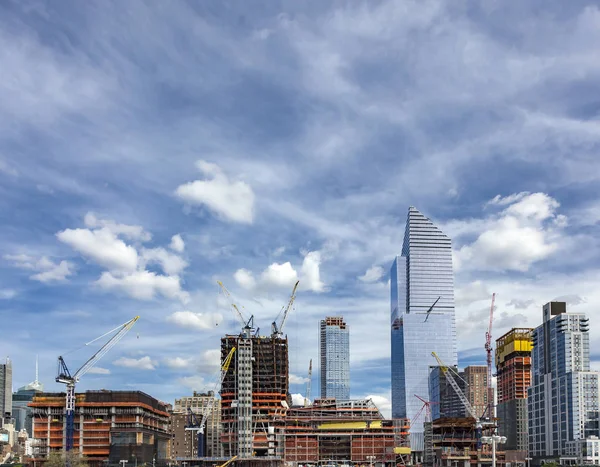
391;207;457;451
319;316;350;400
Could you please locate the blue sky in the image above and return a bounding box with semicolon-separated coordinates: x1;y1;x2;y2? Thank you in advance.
1;0;600;417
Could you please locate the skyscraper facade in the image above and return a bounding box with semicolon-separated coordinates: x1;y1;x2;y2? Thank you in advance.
319;316;350;400
496;328;533;454
391;207;457;450
429;365;465;420
0;358;12;425
528;302;599;461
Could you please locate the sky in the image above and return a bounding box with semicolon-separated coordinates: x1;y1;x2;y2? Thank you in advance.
1;0;600;419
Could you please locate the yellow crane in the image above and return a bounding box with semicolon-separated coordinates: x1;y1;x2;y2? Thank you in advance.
217;280;255;336
217;456;237;467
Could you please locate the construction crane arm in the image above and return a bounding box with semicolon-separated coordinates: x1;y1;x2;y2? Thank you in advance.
272;280;299;336
431;352;479;420
73;316;139;381
217;456;238;467
199;347;236;432
218;281;249;329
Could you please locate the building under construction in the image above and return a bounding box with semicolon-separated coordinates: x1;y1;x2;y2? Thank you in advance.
220;334;290;462
29;390;170;467
283;398;410;466
431;417;506;467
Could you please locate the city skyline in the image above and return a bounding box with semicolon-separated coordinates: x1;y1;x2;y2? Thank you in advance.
1;0;600;418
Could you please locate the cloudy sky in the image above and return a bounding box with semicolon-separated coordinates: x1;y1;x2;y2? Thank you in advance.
1;1;600;418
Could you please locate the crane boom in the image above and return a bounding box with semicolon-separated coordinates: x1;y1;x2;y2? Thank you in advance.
431;352;479;420
56;315;139;452
271;280;299;337
484;293;496;419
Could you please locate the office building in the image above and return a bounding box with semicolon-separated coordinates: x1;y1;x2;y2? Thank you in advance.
496;328;533;455
463;365;489;419
429;365;464;420
391;207;457;451
29;390;170;467
319;316;350;400
0;358;12;425
528;302;600;463
170;391;222;458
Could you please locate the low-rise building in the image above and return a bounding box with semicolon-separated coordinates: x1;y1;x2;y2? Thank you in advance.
29;390;170;467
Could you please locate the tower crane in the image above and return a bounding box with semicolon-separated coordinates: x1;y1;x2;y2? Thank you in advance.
484;293;496;420
217;281;255;337
186;347;236;457
56;316;139;452
431;352;484;449
304;359;312;407
271;280;299;338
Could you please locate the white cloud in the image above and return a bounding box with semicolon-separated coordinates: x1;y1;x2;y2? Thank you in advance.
455;281;491;307
4;254;75;282
273;246;286;257
169;234;185;253
300;251;326;293
261;262;299;288
84;212;152;241
234;268;256;289
57;227;139;272
454;192;564;272
289;374;309;384
291;393;306;406
197;349;222;374
178;375;208;391
167;311;223;330
113;356;157;370
96;270;190;303
366;394;391;419
358;265;384;283
175;160;255;224
0;289;17;299
140;247;188;275
164;357;192;369
31;260;75;282
88;367;111;375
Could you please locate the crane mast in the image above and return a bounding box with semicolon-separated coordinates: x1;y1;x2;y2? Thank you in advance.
271;280;299;338
484;293;496;419
56;316;139;452
305;359;312;407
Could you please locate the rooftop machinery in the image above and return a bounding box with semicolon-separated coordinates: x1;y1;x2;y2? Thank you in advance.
186;346;236;457
56;316;139;452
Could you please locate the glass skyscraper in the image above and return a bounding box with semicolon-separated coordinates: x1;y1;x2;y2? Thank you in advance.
319;316;350;400
391;207;457;450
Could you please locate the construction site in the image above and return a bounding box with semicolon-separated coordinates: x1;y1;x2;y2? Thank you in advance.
28;390;170;467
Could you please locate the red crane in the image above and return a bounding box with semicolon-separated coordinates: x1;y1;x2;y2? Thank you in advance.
484;293;496;419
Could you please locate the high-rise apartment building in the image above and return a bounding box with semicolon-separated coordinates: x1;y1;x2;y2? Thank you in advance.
391;207;457;450
319;316;350;400
171;391;222;458
463;365;489;419
0;358;12;425
528;302;599;463
496;328;533;454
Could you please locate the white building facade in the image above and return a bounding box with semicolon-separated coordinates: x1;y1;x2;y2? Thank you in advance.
528;301;600;464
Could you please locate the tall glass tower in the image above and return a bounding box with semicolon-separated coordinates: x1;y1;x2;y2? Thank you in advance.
319;316;350;400
391;207;457;450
